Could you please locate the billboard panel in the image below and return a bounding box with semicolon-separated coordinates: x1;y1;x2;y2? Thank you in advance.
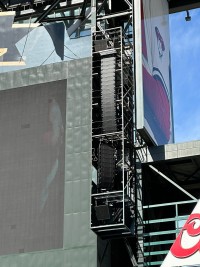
0;59;96;266
136;0;174;145
0;80;66;255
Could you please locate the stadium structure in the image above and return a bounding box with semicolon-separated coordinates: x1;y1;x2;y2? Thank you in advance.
0;0;199;267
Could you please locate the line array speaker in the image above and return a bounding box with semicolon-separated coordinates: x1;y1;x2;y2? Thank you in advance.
101;56;117;133
98;143;115;190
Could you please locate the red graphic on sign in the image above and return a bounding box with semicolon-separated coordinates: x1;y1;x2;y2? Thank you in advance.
171;213;200;258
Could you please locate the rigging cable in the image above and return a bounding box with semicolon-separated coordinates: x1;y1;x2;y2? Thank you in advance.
19;15;33;63
40;49;55;65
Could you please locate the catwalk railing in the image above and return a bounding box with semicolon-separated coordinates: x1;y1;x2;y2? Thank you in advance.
143;200;197;266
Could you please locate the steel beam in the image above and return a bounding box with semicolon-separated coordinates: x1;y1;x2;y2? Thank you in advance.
42;15;83;22
14;2;82;22
149;165;197;201
169;0;200;13
97;0;108;15
97;10;132;21
80;0;88;17
67;7;91;37
35;0;62;23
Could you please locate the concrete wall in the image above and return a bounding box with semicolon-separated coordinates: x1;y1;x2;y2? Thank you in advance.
147;140;200;162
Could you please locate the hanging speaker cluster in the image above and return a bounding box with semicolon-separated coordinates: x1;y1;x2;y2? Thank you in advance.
101;56;117;134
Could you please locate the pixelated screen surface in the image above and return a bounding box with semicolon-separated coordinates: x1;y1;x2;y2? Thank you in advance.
0;80;66;255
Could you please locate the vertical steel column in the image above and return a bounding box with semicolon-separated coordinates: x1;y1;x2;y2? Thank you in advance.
135;156;144;267
133;1;145;266
91;0;97;33
121;27;125;226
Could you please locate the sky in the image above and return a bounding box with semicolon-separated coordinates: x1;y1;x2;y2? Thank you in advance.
169;8;200;143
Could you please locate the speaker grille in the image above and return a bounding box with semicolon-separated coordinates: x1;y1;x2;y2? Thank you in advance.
101;56;117;133
98;143;115;190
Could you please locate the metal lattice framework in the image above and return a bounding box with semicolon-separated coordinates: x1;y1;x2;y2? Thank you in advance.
91;27;135;238
0;0;198;23
90;1;148;267
0;0;91;22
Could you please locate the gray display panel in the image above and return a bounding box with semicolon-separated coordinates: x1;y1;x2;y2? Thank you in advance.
0;80;66;255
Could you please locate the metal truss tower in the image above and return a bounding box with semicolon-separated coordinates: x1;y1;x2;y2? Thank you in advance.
90;1;147;266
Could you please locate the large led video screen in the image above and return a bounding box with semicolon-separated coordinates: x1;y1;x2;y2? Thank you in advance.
137;0;174;145
0;80;66;255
